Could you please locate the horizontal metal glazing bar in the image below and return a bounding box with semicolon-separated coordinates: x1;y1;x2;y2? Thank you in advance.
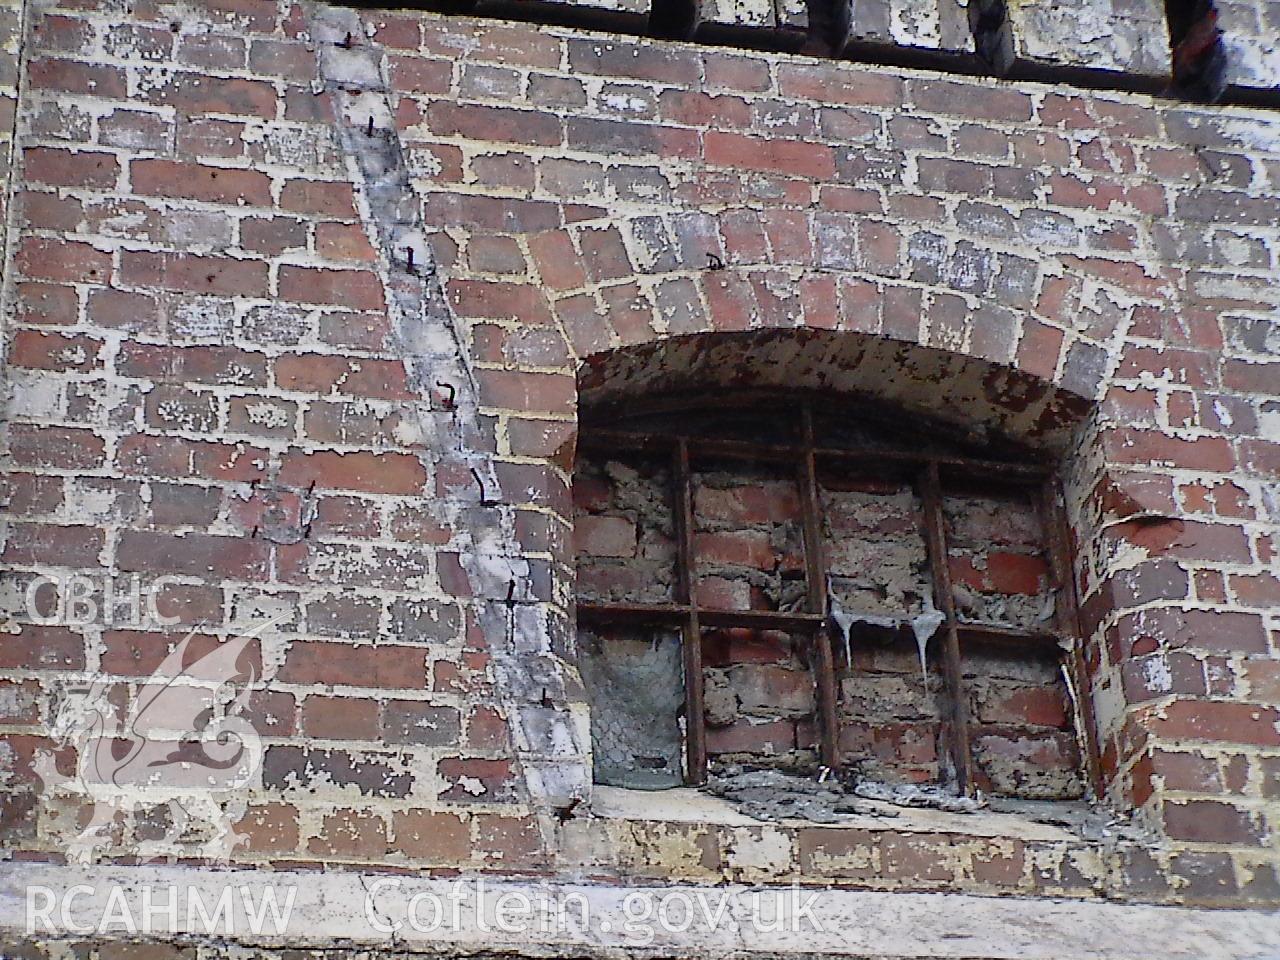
577;601;826;632
579;429;1052;481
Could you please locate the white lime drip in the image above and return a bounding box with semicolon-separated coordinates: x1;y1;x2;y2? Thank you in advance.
909;598;946;689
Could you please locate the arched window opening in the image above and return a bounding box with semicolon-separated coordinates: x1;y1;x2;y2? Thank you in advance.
574;390;1098;802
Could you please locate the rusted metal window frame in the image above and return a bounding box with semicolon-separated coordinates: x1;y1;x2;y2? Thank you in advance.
576;396;1099;794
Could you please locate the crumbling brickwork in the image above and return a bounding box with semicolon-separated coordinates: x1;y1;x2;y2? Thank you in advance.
0;0;1278;945
574;402;1085;798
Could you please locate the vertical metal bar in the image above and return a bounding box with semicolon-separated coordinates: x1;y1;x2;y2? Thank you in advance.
1041;481;1104;798
799;404;840;771
672;437;707;784
919;461;974;795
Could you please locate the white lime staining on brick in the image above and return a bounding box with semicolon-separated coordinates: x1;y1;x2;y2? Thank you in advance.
1003;0;1172;78
1216;0;1280;92
838;0;974;57
698;0;808;35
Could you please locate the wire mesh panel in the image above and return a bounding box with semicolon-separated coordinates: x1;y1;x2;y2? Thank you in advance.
578;624;685;789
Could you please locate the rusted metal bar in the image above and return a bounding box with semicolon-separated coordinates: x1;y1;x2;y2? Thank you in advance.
672;437;707;784
955;621;1063;653
845;447;1048;480
798;404;840;772
699;608;824;631
919;461;975;795
578;601;825;632
1041;481;1105;798
578;430;684;456
577;601;690;624
579;429;1050;481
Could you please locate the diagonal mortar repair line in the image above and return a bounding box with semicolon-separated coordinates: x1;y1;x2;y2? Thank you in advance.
0;0;37;414
302;2;590;848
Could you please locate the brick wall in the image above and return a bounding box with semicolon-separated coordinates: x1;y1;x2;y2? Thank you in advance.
1;0;1278;914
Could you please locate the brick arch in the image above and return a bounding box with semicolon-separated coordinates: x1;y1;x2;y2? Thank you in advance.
448;206;1131;437
574;328;1094;452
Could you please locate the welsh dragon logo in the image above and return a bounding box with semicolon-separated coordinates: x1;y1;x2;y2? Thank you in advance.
33;617;284;864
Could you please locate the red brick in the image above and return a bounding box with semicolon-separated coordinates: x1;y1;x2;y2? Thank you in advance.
387;54;452;93
273;354;409;399
1152;749;1221;792
117;435;268;482
2;522;103;567
707;717;797;754
574;514;636;558
31;14;94;53
315;222;377;262
279;179;356;218
1222;359;1280;395
309;809;387;858
302;696;379;739
278;450;427;495
117;342;267;386
473;814;542;865
100;629;260;677
24;147;118;188
0;626;85;671
704;131;835;180
177;32;246;70
278;266;384;310
28;57;127;98
778;63;902;106
986;551;1049;595
16;237;110;283
1165;800;1261;844
1155;700;1280;747
1;472;64;517
464;705;509;751
131;159;271;206
910;78;1032;121
1103;429;1235;473
1128;607;1269;655
9;330;102;372
279;641;429;688
86;289;160;332
426;101;563;146
8;424;105;471
694;530;776;570
241;216;307;255
438;757;514;802
476;369;574;415
15;282;77;326
1180;480;1254;519
149;71;276;119
978;686;1069;728
116;529;270;579
659;89;751;128
371;15;424;49
705;51;772;92
13;189;81;234
235;803;299;854
393;809;470;861
566;36;699;84
120;250;268;297
447;280;552;323
1104;517;1251;565
382;701;461;746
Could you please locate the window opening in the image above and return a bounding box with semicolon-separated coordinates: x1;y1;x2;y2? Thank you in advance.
575;393;1098;799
